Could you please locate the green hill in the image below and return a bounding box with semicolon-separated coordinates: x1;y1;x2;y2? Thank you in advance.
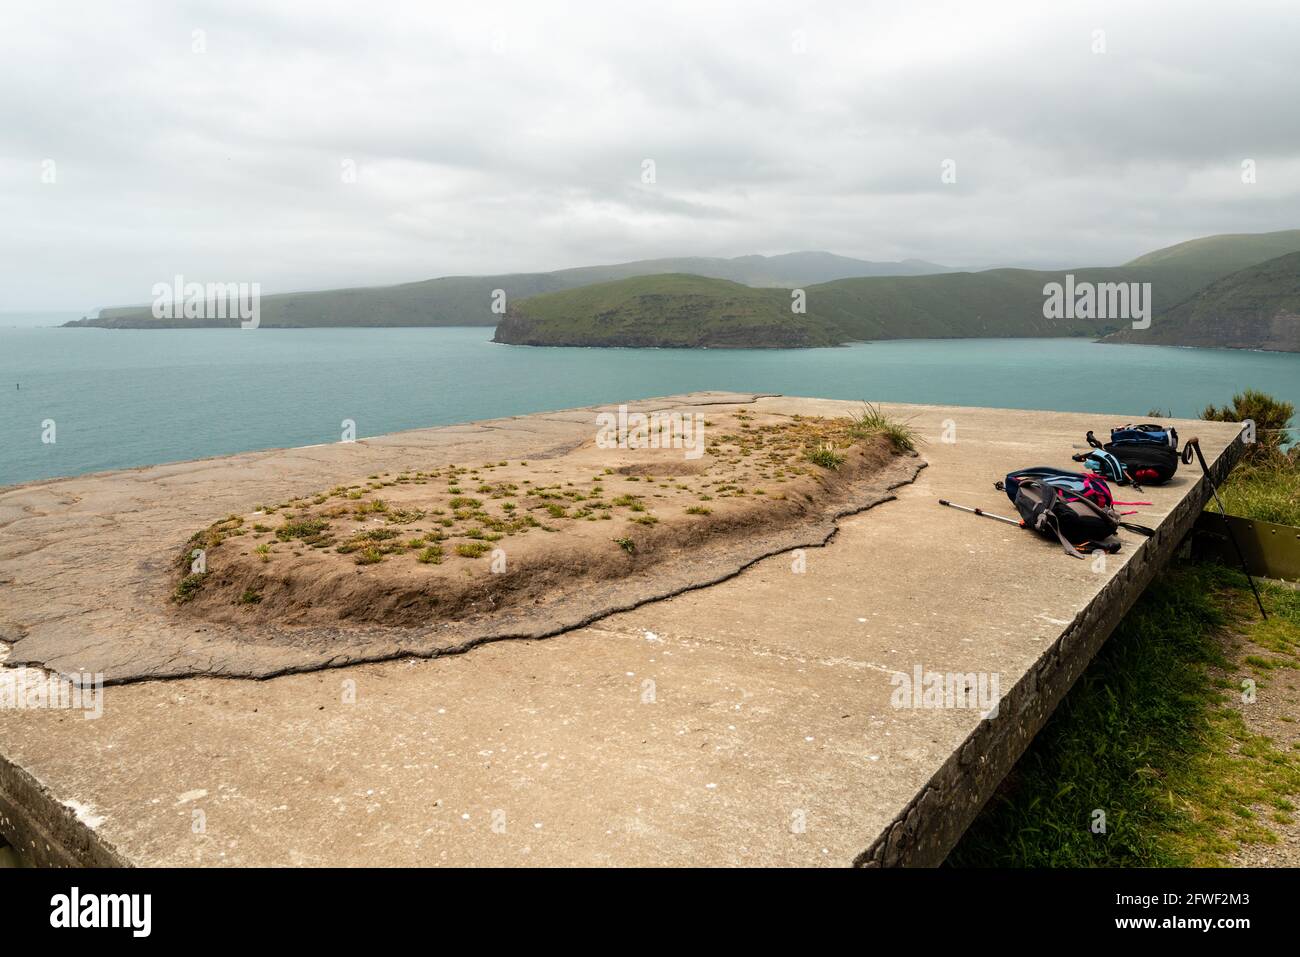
1106;252;1300;352
491;274;846;348
771;231;1300;343
64;252;952;329
494;230;1300;348
802;260;1256;341
1125;229;1300;273
493;258;1286;348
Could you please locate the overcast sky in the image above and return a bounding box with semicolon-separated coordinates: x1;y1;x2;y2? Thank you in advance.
2;0;1298;310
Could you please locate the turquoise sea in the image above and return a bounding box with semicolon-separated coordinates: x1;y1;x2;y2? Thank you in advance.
2;326;1298;488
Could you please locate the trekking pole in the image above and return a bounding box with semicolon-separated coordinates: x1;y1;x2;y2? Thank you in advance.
938;499;1024;528
1185;436;1268;619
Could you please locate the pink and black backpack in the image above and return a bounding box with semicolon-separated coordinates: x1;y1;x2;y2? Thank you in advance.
994;468;1155;557
996;466;1119;509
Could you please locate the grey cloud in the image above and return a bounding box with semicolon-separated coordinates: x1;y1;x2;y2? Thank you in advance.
0;0;1296;309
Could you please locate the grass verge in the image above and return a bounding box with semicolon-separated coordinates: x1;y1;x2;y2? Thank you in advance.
1208;460;1300;527
947;561;1300;867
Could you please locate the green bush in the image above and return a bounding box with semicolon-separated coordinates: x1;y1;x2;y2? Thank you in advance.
1202;390;1299;525
1202;389;1295;463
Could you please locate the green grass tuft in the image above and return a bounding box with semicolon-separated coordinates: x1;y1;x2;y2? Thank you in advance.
173;572;208;603
849;402;919;453
805;442;846;469
276;518;330;543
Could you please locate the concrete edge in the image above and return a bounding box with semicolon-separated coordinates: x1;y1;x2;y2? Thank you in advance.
854;430;1247;867
0;752;130;867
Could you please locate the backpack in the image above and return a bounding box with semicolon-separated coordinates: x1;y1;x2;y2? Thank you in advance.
1111;424;1178;448
1078;424;1187;486
995;466;1117;509
1010;478;1154;558
1071;448;1132;486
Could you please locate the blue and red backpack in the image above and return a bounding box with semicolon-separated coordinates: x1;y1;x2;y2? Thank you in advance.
1073;424;1190;487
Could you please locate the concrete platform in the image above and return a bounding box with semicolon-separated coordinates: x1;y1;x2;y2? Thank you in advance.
0;395;1245;866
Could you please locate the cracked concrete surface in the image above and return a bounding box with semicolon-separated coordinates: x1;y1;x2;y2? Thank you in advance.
0;395;1245;866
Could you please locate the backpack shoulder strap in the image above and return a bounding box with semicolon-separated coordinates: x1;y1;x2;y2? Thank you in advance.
1020;480;1084;559
1117;519;1155;537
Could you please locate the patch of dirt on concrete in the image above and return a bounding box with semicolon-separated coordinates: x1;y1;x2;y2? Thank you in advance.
0;394;930;682
169;411;922;653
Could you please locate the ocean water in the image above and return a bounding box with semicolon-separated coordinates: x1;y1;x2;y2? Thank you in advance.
2;326;1298;488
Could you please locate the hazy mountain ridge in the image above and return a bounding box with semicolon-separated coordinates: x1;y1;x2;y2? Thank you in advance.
65;252;954;329
495;230;1300;348
67;230;1300;351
